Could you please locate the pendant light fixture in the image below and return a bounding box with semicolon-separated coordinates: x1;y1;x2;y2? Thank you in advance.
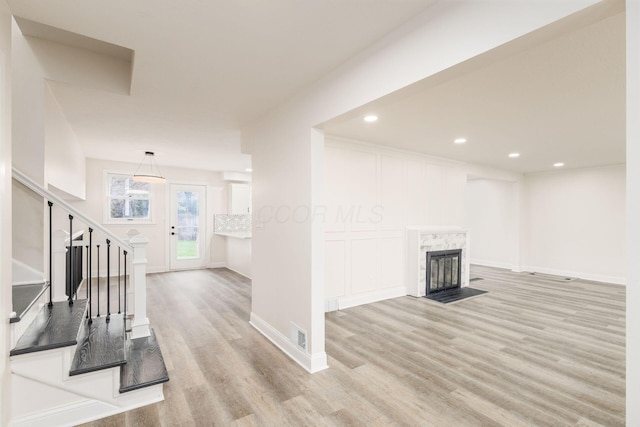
133;151;166;183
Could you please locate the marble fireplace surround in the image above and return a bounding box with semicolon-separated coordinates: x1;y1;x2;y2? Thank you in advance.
406;227;470;297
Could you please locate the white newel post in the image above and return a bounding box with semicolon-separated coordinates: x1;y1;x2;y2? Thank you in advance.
52;229;69;302
128;229;151;339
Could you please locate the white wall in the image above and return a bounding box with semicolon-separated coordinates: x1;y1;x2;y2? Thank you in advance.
226;237;251;278
11;180;43;271
522;165;626;284
627;0;639;424
466;179;519;269
45;84;85;199
244;0;600;373
324;138;466;309
466;166;626;283
0;3;12;424
11;22;44;184
68;158;227;273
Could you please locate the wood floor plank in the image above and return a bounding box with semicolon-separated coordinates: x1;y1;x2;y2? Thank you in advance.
78;266;625;426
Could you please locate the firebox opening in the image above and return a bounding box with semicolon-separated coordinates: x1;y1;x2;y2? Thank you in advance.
426;249;462;295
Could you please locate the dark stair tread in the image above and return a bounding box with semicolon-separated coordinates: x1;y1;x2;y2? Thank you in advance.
10;299;88;356
69;314;126;376
11;282;48;323
119;329;169;393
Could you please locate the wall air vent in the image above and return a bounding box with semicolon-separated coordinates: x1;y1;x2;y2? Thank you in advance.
290;323;307;351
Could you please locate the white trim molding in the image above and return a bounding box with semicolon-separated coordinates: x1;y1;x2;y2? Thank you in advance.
521;265;626;286
331;286;406;311
249;312;328;374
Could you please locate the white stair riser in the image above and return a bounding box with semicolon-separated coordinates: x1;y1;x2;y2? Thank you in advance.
10;346;164;425
9;385;164;427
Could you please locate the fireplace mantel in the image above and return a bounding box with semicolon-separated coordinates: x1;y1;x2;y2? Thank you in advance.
406;227;470;297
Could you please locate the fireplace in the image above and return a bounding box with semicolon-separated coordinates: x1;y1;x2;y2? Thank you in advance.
406;227;469;297
426;249;461;295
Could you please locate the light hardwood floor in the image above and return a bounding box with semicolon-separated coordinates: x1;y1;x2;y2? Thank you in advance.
80;265;625;426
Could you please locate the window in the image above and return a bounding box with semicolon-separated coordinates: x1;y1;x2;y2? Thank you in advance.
106;173;151;223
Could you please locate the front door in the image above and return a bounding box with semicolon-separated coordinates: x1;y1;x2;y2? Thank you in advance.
170;184;206;270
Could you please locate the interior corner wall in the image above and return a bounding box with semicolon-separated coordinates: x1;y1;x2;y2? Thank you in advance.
324;138;466;310
11;19;45;184
243;0;601;374
465;179;517;269
0;1;12;424
68;158;227;273
522;164;626;284
44;84;85;199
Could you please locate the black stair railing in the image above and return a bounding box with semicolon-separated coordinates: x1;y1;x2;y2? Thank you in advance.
106;239;111;321
83;237;131;325
123;250;128;317
118;247;121;314
48;201;53;307
12;168;136;332
68;215;74;304
96;244;100;317
88;228;93;323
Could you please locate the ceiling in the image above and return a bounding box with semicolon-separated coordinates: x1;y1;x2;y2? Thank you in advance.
324;3;626;174
7;0;438;172
7;1;626;175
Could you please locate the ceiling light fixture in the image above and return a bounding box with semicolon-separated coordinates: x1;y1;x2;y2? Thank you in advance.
508;152;520;158
245;168;253;172
363;115;378;123
133;151;166;183
553;162;565;168
454;138;467;144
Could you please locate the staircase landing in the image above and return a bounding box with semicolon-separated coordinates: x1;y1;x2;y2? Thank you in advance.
10;300;88;356
10;282;48;324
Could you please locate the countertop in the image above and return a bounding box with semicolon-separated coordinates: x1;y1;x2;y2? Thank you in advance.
214;231;252;239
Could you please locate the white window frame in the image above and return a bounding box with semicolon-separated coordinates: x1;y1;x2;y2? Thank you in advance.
103;171;155;224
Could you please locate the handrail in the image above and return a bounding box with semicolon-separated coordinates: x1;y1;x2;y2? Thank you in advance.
12;167;132;251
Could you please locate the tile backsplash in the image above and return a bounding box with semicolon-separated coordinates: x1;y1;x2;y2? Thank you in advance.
214;214;251;233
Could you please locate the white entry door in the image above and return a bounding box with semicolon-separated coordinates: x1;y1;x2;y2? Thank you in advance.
170;184;206;270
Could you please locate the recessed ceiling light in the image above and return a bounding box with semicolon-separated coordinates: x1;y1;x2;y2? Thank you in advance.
453;138;467;144
245;168;253;172
508;152;520;158
363;115;378;123
553;162;565;167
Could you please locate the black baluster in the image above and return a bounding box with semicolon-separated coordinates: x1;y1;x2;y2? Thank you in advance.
48;201;53;307
85;244;89;318
68;215;74;305
96;244;100;317
118;247;121;314
106;239;111;322
123;250;127;318
88;228;93;324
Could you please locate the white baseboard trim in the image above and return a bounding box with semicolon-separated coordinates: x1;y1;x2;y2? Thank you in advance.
225;265;252;279
521;265;626;286
208;261;227;269
470;259;513;270
334;286;407;311
249;312;328;374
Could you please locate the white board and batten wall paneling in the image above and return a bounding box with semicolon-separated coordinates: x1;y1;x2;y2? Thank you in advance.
324;139;467;311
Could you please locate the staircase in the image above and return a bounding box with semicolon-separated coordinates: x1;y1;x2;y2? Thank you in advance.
10;299;168;426
9;168;168;426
